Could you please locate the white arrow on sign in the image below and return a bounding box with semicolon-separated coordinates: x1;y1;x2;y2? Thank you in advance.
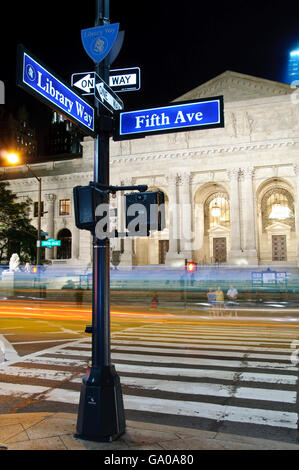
95;82;123;112
73;73;95;93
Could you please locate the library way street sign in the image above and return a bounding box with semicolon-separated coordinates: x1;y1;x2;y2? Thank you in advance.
113;96;224;141
17;45;95;136
81;23;119;63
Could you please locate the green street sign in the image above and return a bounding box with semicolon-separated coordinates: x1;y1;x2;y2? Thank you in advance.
41;238;61;248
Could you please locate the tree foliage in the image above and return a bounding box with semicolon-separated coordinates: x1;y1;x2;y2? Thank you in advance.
0;181;37;264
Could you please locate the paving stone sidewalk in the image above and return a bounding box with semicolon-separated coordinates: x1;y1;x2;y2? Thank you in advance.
0;412;299;450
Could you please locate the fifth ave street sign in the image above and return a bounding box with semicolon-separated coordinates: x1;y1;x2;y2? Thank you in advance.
113;96;224;141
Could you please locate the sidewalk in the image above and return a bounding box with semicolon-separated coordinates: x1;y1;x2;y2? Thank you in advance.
0;412;299;450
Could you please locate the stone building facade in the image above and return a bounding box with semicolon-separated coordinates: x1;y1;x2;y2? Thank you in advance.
2;70;299;268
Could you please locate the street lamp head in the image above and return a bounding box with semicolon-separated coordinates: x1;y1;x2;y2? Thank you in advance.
6;152;20;165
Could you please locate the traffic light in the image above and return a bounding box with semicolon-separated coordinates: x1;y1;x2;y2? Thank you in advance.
73;185;106;231
125;191;165;236
186;261;197;273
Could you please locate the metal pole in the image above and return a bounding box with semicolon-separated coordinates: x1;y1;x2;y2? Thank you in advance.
37;177;41;266
93;0;110;370
25;164;41;266
76;0;125;441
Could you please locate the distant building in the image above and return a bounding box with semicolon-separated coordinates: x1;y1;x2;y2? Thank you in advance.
0;106;38;160
287;49;299;85
44;112;83;156
2;71;299;268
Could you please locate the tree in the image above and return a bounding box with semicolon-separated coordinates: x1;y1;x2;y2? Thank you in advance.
0;181;37;264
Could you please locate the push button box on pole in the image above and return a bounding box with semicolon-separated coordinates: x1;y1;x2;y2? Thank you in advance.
125;190;165;235
73;184;166;237
73;185;106;232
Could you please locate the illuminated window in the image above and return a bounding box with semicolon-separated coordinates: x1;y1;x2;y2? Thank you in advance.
261;188;294;231
59;199;70;216
204;192;230;232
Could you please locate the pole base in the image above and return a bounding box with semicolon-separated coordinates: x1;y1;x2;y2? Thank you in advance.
76;364;126;442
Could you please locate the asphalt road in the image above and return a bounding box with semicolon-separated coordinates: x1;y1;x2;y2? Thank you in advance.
0;299;299;444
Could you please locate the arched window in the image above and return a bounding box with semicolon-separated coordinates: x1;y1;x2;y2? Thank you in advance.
261;188;294;231
57;228;72;259
204;192;230;232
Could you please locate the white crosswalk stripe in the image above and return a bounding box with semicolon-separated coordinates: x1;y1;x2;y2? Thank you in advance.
0;323;298;436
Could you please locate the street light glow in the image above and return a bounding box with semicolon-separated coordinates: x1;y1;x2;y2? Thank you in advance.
6;152;20;165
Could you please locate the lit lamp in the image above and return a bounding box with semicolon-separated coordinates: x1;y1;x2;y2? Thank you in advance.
211;202;221;218
269;203;291;220
5;152;42;266
269;193;291;220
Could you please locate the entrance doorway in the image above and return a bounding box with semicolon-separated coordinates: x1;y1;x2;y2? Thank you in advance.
213;237;227;263
159;240;169;265
57;229;72;259
272;235;287;261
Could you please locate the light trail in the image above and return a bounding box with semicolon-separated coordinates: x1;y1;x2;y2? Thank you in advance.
1;299;299;329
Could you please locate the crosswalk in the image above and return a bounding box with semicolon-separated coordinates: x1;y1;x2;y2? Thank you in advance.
0;322;298;441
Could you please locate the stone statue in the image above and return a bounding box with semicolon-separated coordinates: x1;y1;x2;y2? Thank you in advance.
8;253;20;272
24;263;31;273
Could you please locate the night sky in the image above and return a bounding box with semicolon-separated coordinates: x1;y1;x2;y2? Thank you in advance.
1;0;299;143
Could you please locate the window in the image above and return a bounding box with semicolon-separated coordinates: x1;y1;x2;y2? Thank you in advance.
261;188;294;231
204;192;230;233
59;199;70;216
57;229;72;259
33;201;44;217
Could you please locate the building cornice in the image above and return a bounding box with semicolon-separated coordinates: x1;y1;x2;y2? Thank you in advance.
110;137;299;165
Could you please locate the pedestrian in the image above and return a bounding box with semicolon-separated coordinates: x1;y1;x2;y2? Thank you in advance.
151;292;159;308
215;286;224;302
214;286;224;313
207;288;216;304
227;285;238;302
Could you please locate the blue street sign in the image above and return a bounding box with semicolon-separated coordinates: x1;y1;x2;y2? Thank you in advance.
81;23;119;63
17;45;95;136
113;97;224;141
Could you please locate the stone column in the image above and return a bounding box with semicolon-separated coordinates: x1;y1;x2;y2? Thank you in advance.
240;167;258;264
227;169;243;263
72;226;80;260
293;164;299;266
165;173;185;266
45;194;56;260
178;172;193;259
118;176;133;267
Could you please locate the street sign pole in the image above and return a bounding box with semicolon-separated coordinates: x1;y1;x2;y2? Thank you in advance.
76;0;125;442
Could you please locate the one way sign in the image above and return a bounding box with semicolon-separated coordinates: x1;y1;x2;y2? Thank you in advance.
71;67;140;95
109;67;140;92
72;73;95;94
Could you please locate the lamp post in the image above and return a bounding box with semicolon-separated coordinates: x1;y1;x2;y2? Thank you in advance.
5;153;42;266
76;0;125;442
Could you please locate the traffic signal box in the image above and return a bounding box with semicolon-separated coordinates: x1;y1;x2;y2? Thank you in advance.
186;261;197;273
73;185;165;237
73;185;106;232
125;190;165;235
